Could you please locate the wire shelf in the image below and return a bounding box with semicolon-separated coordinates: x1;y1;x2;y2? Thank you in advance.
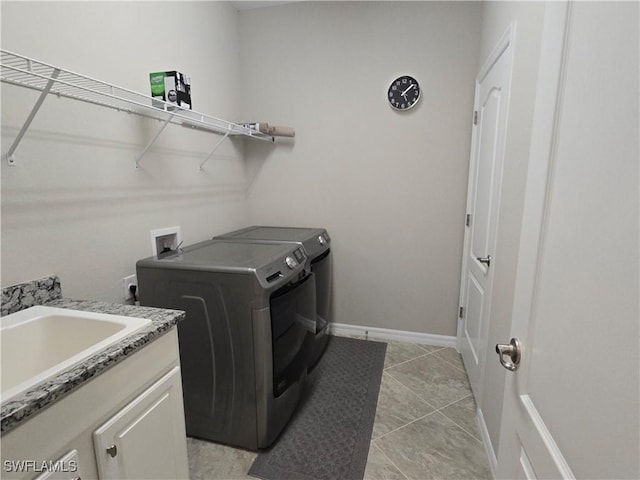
1;49;273;167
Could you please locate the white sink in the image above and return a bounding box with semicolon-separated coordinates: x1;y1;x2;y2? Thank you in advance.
1;306;151;403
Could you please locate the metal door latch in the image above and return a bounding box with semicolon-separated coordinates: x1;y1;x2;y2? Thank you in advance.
106;444;118;458
477;255;492;267
495;338;521;372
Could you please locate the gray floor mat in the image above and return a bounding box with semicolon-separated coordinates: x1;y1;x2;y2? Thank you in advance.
249;336;387;480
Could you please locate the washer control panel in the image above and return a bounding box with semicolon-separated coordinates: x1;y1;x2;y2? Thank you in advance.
285;256;298;269
284;247;306;269
286;247;307;269
294;247;305;262
317;232;330;246
258;247;307;287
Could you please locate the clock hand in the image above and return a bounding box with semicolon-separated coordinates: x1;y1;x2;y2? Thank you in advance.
401;84;416;96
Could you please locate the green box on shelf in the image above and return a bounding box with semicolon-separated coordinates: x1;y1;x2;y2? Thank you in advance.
149;71;191;110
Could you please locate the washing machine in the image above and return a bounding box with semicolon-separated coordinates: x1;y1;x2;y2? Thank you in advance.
136;239;316;450
214;226;332;368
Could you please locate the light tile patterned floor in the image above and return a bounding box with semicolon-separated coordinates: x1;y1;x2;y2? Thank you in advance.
187;335;491;480
365;340;491;480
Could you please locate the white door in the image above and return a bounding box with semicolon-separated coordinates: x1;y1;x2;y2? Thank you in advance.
458;25;514;399
93;366;190;480
495;2;639;478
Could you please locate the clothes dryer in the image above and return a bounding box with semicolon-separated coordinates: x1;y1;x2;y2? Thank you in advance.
214;226;332;368
136;239;315;450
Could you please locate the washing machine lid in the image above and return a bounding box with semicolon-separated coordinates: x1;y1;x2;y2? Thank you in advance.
222;226;324;242
178;240;293;268
138;239;306;276
216;226;330;258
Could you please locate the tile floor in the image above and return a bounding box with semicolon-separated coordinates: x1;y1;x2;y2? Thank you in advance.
187;335;492;480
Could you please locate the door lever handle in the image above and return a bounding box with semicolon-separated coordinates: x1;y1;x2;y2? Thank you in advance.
477;255;492;267
495;338;521;372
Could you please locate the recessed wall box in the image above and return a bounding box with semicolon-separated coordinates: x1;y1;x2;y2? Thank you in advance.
123;274;138;300
150;226;182;257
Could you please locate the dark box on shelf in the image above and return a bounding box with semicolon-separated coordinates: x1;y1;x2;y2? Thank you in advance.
149;71;191;110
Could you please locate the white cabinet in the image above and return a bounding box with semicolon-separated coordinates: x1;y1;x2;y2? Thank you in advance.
1;329;188;480
33;450;81;480
93;366;188;480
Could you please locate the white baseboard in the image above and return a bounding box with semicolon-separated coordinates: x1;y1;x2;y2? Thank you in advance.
328;322;457;349
477;406;498;478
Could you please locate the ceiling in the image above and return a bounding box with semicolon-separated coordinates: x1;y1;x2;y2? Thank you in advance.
228;1;297;10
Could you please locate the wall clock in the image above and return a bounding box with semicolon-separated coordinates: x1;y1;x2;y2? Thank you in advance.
387;75;421;111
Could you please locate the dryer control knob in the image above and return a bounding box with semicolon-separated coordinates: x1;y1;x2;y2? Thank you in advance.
318;235;327;246
285;256;298;269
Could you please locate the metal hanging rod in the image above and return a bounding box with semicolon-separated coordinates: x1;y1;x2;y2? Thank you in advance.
0;49;274;166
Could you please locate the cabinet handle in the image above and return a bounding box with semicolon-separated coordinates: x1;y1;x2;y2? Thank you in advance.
106;444;118;458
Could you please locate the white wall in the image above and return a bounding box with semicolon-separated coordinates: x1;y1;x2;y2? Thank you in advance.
1;2;251;301
239;2;482;336
2;1;484;339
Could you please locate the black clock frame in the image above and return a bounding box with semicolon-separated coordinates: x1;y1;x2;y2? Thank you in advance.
387;75;421;111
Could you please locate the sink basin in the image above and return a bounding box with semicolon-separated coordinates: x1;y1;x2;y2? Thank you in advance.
1;306;151;403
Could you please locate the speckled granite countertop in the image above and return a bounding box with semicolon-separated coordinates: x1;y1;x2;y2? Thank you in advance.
1;299;185;434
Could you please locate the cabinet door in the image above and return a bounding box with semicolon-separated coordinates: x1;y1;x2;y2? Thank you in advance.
93;366;189;480
33;450;81;480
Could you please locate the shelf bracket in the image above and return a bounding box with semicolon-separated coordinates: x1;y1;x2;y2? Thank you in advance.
4;68;60;166
199;128;231;170
135;113;175;169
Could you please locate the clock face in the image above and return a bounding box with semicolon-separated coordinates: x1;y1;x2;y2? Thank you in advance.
388;75;421;111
